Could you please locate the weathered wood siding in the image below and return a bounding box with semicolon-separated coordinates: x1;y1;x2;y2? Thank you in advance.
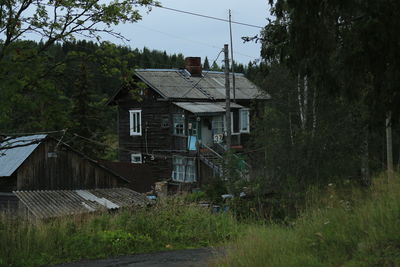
16;139;126;190
116;89;173;181
0;175;17;192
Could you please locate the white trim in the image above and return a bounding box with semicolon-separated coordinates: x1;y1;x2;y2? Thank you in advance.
131;153;143;164
129;109;142;136
240;109;250;133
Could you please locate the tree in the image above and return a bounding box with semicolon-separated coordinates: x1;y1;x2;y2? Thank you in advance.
0;0;155;61
0;0;155;134
203;56;210;70
260;0;400;181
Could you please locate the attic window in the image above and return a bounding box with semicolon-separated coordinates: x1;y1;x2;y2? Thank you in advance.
129;109;142;136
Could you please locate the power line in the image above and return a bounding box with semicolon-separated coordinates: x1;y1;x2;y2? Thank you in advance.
181;49;224;98
0;129;66;137
132;24;260;61
71;133;193;159
151;4;264;29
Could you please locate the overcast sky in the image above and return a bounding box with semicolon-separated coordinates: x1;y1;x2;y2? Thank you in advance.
110;1;270;66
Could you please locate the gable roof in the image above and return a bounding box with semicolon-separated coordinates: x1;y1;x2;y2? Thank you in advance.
0;135;47;177
108;69;270;104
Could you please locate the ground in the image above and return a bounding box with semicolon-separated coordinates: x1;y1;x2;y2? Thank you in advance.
52;248;223;267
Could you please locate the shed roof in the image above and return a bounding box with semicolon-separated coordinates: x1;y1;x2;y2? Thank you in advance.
0;135;47;177
14;188;148;219
173;102;244;115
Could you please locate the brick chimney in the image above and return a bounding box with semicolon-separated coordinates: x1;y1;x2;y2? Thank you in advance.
185;57;202;77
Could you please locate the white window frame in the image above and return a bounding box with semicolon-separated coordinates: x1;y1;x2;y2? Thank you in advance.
239;109;250;133
129;109;142;136
224;112;240;135
172;155;196;183
173;114;185;136
131;153;143;164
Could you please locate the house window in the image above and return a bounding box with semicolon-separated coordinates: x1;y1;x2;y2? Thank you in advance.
172;155;196;183
129;110;142;136
131;153;142;164
188;121;198;136
161;116;169;128
173;114;185;136
212;116;225;135
240;109;250;133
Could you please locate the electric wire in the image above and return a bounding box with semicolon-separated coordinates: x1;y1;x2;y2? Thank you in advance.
150;4;264;29
181;49;224;98
132;24;260;61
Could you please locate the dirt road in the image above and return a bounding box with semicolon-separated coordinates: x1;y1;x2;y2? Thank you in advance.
52;248;222;267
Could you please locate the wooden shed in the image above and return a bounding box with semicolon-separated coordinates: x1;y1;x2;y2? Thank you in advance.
0;135;129;192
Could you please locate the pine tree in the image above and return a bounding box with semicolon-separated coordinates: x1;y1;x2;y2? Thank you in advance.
203;57;210;70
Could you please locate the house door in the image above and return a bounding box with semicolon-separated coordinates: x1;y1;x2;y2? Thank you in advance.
200;117;213;146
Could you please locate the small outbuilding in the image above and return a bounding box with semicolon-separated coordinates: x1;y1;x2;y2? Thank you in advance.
0;135;129;192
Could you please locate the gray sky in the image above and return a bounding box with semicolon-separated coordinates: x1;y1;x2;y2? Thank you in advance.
111;1;269;66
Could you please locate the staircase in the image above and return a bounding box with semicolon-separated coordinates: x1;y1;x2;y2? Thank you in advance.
198;144;224;177
198;143;251;180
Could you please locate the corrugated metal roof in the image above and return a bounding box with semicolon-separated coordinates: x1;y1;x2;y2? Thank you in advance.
0;135;47;177
13;188;148;219
173;102;244;115
134;70;270;100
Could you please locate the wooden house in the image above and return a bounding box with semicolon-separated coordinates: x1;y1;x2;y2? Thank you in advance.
0;134;129;193
107;57;270;187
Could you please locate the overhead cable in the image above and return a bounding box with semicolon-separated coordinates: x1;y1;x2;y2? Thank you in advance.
151;5;264;29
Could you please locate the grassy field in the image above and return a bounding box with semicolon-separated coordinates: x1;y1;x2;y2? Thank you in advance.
213;175;400;266
0;198;241;267
2;175;399;267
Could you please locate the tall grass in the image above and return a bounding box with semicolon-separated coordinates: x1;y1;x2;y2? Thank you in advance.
0;198;240;267
213;174;400;266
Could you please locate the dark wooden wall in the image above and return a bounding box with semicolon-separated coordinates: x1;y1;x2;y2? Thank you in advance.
15;139;126;190
116;88;173;181
100;161;158;193
0;175;17;192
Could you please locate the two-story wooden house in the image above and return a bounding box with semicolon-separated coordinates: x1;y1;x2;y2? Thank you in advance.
108;57;269;187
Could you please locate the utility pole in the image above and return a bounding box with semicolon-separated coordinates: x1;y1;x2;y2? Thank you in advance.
386;112;394;181
229;9;236;102
224;44;231;150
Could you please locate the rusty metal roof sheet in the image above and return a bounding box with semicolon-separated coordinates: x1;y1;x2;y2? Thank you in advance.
13;188;148;219
173;102;244;115
0;135;47;177
134;69;270;100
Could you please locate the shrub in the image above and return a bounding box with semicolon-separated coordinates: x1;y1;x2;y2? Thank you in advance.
213;174;400;266
0;199;240;266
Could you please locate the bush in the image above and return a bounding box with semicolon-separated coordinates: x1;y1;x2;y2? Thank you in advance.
0;198;240;266
213;174;400;266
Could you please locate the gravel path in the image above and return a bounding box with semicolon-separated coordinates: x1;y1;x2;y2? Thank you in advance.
51;248;223;267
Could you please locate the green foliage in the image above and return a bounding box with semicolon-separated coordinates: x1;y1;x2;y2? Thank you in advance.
213;174;400;266
0;40;186;158
184;191;207;203
0;200;240;267
264;0;400;119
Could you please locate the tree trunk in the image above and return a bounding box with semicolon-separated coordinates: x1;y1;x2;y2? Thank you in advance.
386;112;394;180
361;126;370;185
